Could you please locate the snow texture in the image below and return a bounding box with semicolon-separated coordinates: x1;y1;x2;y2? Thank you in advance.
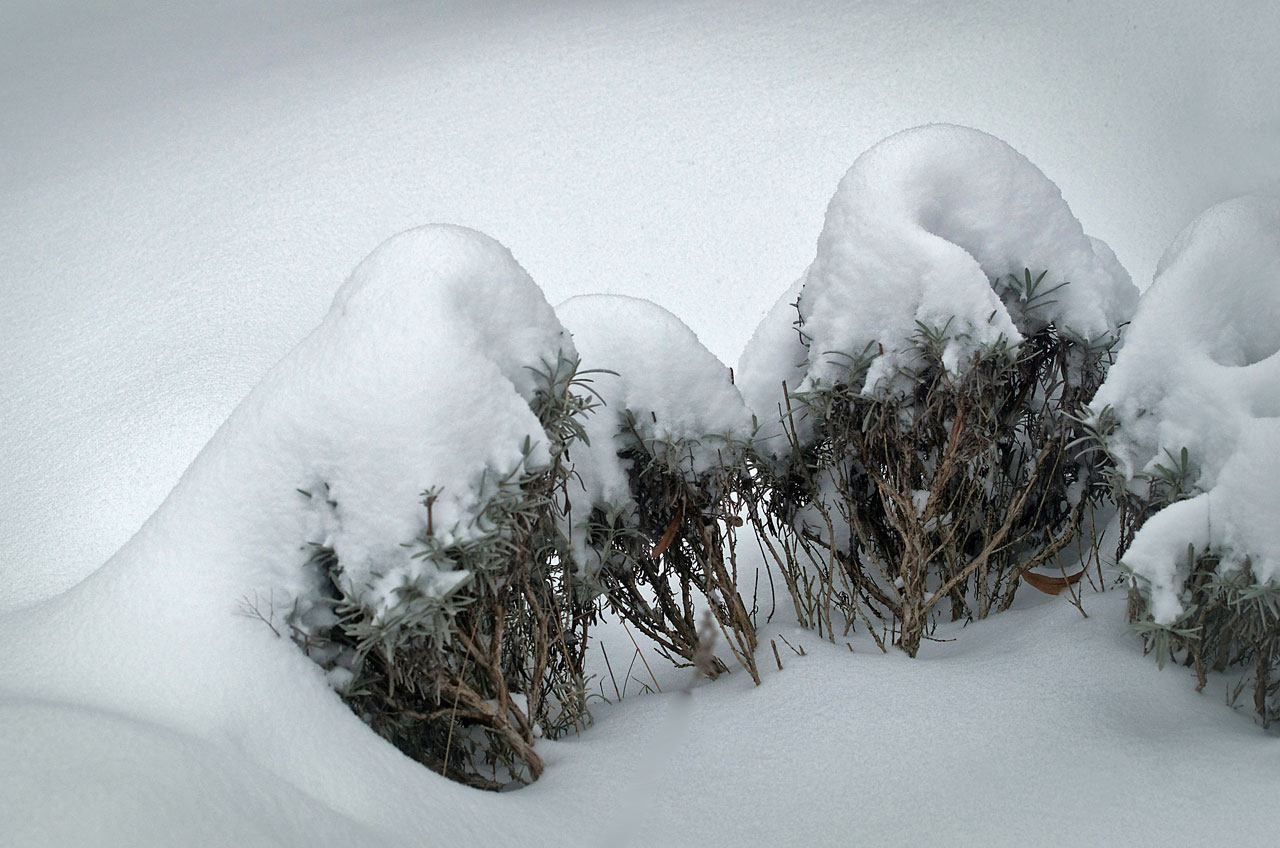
556;294;752;562
5;3;1280;845
1094;195;1280;621
7;0;1279;611
0;224;582;846
309;225;573;619
2;217;1276;848
739;124;1136;449
736;275;810;452
237;223;573;622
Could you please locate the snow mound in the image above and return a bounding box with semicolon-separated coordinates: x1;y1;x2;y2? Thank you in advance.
1093;195;1280;621
0;224;573;844
556;293;753;524
314;225;573;612
739;124;1136;444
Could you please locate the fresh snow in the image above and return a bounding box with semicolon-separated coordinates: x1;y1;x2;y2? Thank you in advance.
557;293;752;525
4;2;1280;846
738;124;1137;438
736;274;811;453
5;199;1278;848
0;224;584;845
1094;195;1280;621
310;225;573;618
7;0;1279;608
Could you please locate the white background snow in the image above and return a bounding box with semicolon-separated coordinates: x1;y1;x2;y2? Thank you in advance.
3;1;1279;845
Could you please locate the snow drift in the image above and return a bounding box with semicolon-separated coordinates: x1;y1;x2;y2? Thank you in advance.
0;178;1275;848
0;224;579;845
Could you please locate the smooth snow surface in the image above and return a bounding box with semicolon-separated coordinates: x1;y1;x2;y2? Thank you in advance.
735;274;810;452
739;124;1136;431
1094;195;1280;621
4;224;1277;848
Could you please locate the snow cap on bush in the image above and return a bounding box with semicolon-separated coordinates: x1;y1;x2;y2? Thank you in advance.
1094;195;1280;621
557;294;758;678
556;293;752;515
739;123;1135;447
0;223;579;811
256;224;575;617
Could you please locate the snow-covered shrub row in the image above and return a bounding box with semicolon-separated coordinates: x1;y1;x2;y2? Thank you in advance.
266;232;762;786
558;295;759;682
739;125;1138;656
1092;195;1280;725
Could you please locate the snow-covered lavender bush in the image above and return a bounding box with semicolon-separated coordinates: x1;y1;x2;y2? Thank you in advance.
1092;195;1280;726
739;125;1137;656
277;226;602;788
557;295;760;682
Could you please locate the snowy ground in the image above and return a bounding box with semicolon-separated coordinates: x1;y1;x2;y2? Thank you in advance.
3;1;1279;846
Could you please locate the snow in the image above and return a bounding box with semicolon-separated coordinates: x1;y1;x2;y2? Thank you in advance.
7;0;1280;610
1094;195;1280;621
1;699;393;847
4;1;1280;846
739;124;1137;422
736;275;810;452
556;294;752;515
319;226;575;610
0;223;584;845
551;593;1280;847
92;221;575;627
554;294;753;581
